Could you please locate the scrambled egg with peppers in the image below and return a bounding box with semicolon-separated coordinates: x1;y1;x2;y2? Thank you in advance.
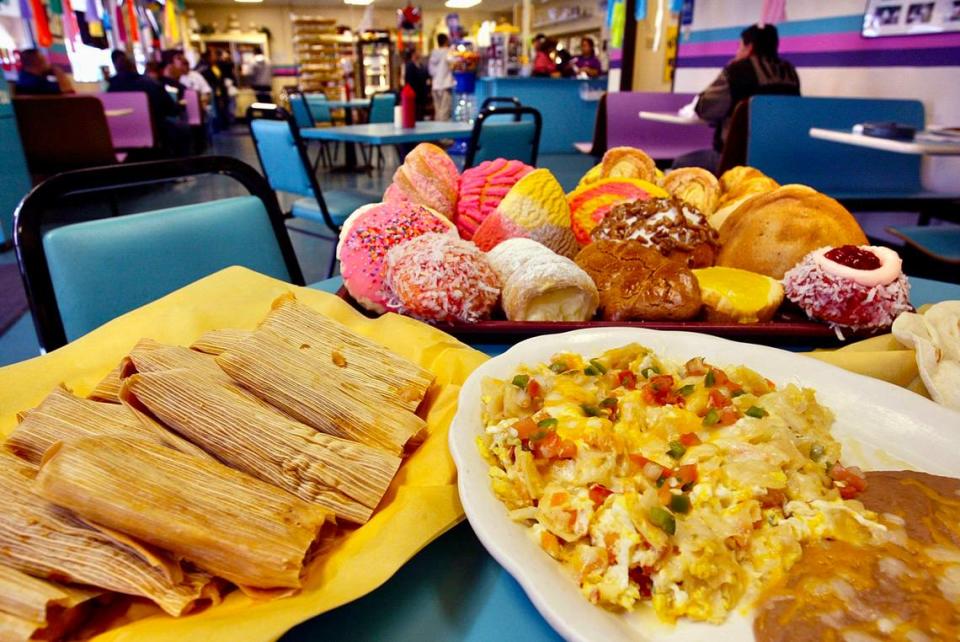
478;344;881;624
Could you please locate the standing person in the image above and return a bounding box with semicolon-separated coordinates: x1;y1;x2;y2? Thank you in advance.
427;33;453;121
572;37;602;77
14;49;74;95
217;50;238;126
676;23;800;172
532;38;558;77
248;47;273;103
402;48;428;120
197;49;226;131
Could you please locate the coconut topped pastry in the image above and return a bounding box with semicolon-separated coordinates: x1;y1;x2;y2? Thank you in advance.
782;245;912;336
590;196;720;268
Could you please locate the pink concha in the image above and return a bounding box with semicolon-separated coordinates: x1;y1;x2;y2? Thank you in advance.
455;159;534;240
337;201;457;313
471;211;527;252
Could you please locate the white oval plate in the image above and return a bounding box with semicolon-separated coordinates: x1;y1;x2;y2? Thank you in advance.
448;327;960;642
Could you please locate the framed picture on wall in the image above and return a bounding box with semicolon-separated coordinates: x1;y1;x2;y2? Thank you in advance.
862;0;960;36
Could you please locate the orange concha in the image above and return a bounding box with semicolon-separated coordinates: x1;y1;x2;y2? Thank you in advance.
385;143;459;219
567;177;668;245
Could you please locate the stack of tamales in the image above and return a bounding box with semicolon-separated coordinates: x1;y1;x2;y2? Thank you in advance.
0;294;435;639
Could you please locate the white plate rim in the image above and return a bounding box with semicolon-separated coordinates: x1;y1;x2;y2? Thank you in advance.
448;327;960;642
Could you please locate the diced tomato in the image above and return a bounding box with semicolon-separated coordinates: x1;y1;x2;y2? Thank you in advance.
658;484;674;505
718;408;739;426
676;464;698;486
629;453;650;467
618;369;638;390
541;531;562;558
759;488;787;508
526;378;542;398
513;417;538;440
679;432;701;447
550;491;569;507
829;463;868;499
589;483;614;505
708;389;731;409
628;566;654;598
641;375;684;407
534;432;577;460
766;378;777;391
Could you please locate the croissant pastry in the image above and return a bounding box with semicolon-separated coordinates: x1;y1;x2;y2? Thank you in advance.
486;238;599;322
662;167;721;216
599;146;658;183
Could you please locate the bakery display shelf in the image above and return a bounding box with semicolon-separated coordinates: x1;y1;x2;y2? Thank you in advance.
335;288;859;346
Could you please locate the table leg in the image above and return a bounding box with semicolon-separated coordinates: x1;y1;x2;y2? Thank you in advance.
343;107;358;170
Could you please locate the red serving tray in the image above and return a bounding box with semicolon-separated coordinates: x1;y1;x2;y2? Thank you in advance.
335;287;868;347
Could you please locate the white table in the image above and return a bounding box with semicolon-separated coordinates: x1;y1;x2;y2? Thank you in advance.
104;108;133;118
638;110;706;126
573;142;593;154
809;127;960;156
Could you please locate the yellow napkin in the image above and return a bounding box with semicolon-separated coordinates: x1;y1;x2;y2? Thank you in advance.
0;266;488;642
805;334;928;397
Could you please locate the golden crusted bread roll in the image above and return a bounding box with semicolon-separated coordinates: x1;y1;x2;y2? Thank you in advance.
718;166;768;194
599;147;657;183
711;167;780;231
486;238;599;322
661;168;721;216
717;185;868;279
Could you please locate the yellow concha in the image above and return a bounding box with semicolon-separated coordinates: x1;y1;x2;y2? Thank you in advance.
576;163;603;189
692;266;785;324
499;168;572;229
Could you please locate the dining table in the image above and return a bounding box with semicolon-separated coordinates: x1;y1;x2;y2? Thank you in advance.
279;273;960;642
809;127;960;156
638;110;707;126
300;121;475;171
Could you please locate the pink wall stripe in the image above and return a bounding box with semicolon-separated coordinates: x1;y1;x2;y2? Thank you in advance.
679;30;960;58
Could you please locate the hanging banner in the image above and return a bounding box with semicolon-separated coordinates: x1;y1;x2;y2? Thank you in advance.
126;0;139;42
164;0;177;42
28;0;52;46
86;0;104;37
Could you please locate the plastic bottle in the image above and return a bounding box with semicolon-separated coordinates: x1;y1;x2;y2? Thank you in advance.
401;84;416;128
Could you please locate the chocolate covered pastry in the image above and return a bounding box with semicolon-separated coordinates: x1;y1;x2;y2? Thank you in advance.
590;197;719;268
574;240;702;321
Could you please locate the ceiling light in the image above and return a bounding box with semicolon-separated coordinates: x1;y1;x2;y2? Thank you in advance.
344;0;374;5
445;0;481;8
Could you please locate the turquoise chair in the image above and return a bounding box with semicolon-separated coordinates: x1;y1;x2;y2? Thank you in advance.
361;93;396;169
13;156;304;352
0;75;32;247
887;225;960;283
464;105;542;169
746;96;959;223
288;90;336;168
247;104;378;275
288;92;315;128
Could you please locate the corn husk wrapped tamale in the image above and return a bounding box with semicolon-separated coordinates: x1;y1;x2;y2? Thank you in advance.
259;295;434;413
88;363;124;403
0;564;101;642
121;369;401;524
123;338;230;382
189;328;253;356
4;387;209;465
216;330;426;454
36;437;335;590
0;452;212;616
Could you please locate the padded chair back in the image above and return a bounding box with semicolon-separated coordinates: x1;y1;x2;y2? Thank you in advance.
0;84;31;243
747;95;925;194
13;156;303;351
13;95;116;181
717;99;750;175
287;91;315;128
369;93;395;124
184;89;203;126
605;92;713;161
304;93;333;124
97;91;155;149
246;104;339;231
480;96;521;113
465;105;542;169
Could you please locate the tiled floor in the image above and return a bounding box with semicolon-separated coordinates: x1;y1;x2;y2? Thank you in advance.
0;127;951;367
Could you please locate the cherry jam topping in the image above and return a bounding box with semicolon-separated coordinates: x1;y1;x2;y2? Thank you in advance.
824;245;881;270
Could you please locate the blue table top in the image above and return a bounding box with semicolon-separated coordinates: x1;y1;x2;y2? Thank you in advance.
300;121;474;144
281;273;960;641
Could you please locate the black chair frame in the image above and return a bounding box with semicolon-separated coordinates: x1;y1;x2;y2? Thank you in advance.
13;155;305;353
480;96;522;120
464;105;543;170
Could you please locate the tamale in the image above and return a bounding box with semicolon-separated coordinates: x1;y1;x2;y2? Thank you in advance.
216;330;426;454
121;369;401;524
259;294;434;412
189;328;253;355
37;437;335;590
0;452;211;617
0;564;101;642
123;338;230;382
4;386;209;465
88;363;124;403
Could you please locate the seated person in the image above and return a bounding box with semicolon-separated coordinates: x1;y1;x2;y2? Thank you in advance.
15;48;74;95
674;24;800;173
160;49;188;101
572;37;603;78
532;38;559;78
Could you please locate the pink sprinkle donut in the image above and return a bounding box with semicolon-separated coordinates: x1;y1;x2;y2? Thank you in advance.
337;202;457;313
455;159;534;240
384;233;500;323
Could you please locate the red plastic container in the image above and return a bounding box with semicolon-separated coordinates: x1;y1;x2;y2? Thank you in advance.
401;84;416;128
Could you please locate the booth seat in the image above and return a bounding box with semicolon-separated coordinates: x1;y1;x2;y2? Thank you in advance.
603;92;714;164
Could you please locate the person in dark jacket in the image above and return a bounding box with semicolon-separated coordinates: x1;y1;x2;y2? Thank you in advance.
15;48;73;95
674;24;800;173
401;48;428;120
